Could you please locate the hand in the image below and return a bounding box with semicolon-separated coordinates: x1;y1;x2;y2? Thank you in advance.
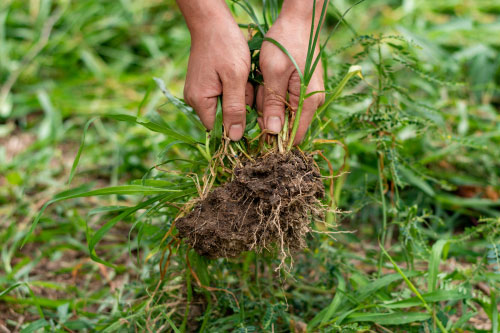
257;3;325;145
179;2;253;141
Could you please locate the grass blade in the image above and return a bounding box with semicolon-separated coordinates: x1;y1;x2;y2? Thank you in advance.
428;239;449;293
22;185;182;248
304;0;329;83
356;271;422;302
231;0;265;35
304;0;317;80
492;288;499;333
19;319;49;333
320;272;346;326
68;117;97;185
308;0;366;81
87;190;195;267
383;290;469;309
104;114;200;145
380;244;429;310
380;243;448;333
346;312;431;325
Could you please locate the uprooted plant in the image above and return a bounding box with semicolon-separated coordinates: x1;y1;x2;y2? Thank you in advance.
174;0;363;266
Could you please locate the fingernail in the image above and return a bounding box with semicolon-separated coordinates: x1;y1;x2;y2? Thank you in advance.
266;116;282;134
229;124;243;141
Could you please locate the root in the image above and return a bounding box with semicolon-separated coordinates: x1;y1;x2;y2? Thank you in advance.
176;150;326;264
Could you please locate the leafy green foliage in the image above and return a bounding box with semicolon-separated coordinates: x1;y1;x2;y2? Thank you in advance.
1;0;500;332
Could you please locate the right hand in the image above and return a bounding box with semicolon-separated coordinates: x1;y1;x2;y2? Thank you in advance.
183;11;253;141
257;3;325;145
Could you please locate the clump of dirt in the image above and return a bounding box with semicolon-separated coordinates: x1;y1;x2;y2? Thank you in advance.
176;150;325;259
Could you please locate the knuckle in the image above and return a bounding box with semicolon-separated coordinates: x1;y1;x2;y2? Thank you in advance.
317;92;326;105
224;103;246;117
184;85;202;106
199;97;216;110
221;63;249;81
310;88;325;105
189;94;203;108
289;72;301;84
183;86;193;105
263;95;284;109
260;55;288;74
288;89;300;100
267;61;288;75
288;82;301;96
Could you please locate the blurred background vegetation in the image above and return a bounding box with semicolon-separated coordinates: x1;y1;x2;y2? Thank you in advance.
0;0;499;331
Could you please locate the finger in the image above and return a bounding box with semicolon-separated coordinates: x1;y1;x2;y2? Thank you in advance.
221;76;247;141
261;65;289;134
184;93;218;130
183;67;221;130
255;85;271;140
245;82;254;107
288;70;301;113
256;85;264;117
257;117;264;129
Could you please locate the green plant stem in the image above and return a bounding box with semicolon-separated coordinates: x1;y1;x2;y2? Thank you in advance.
381;245;448;333
314;65;362;117
180;265;192;333
199;295;212;332
197;143;211;162
287;84;307;151
377;152;388;277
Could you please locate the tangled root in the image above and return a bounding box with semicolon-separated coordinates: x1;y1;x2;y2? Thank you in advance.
176;150;325;260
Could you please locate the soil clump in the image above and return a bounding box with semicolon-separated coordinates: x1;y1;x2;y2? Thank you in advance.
176;150;325;259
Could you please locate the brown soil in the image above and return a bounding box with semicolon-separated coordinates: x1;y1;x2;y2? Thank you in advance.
176;150;325;259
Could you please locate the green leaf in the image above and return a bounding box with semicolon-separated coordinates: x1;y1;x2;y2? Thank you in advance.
428;240;449;293
248;35;263;51
104;113;199;145
88;206;128;216
346;312;431;325
435;194;500;208
399;165;436;197
380;244;429;310
320;272;346;326
87;189;196;268
245;106;258;132
492;289;499;333
0;282;24;297
314;66;362;117
357;271;422;302
68;117;97;185
153;77;205;131
210;97;223;154
165;316;181;333
231;0;265;35
22;185;181;248
20;319;49;333
383;290;469;309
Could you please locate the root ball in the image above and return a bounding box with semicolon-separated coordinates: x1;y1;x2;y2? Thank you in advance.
176;150;325;259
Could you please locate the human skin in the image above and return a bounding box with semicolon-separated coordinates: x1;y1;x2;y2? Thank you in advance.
176;0;326;143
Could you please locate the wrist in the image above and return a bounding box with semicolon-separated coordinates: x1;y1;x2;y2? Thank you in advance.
176;0;235;36
280;0;327;24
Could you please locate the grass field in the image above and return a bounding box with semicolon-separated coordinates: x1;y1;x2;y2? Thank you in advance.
1;0;500;332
